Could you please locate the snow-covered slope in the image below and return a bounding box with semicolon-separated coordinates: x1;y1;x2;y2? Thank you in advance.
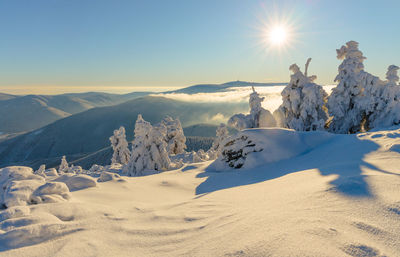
0;92;150;133
0;93;16;101
0;96;247;169
1;127;400;256
0;81;283;134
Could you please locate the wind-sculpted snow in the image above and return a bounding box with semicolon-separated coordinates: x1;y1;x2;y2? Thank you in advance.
1;127;400;255
54;174;97;191
0;166;98;208
0;166;99;251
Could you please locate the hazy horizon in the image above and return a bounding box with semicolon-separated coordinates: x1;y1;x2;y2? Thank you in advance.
0;80;293;95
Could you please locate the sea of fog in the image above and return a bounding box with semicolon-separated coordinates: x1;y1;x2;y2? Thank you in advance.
156;85;335;113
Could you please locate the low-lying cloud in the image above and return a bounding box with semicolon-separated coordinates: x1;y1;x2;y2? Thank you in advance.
155;86;335;113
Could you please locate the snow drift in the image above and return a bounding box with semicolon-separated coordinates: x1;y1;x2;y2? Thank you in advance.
210;128;334;171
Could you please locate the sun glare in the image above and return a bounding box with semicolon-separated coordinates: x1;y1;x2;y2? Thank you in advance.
253;5;302;56
268;26;287;45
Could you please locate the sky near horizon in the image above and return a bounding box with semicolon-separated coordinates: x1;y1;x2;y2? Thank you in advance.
1;0;399;94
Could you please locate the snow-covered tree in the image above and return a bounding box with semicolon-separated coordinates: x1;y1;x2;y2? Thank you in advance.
386;65;399;84
58;155;69;173
207;123;230;159
228;87;276;130
327;41;382;133
274;59;328;131
109;126;131;165
368;65;400;128
162;116;186;155
123;115;171;176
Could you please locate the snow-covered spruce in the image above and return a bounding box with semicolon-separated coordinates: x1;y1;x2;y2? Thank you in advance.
123;115;171;176
218;133;263;169
274;59;328;131
228;87;276;130
109;126;131;165
207;123;230;159
327;41;383;133
58;155;69;174
368;65;400;129
162;116;186;155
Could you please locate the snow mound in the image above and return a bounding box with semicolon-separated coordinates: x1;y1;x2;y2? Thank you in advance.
0;166;75;208
98;171;126;182
0;167;81;250
55;174;97;191
0;206;31;221
45;168;58;177
211;128;334;171
31;182;71;204
0;167;45;208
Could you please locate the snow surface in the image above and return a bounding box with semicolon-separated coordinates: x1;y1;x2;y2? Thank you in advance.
1;127;400;256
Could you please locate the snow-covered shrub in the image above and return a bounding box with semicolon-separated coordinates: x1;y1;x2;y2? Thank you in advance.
68;165;83;174
58;155;69;174
327;41;383;133
162;116;186;155
208;123;230;159
228;87;276;130
35;164;46;177
218;133;263;169
109;126;131;165
89;164;104;174
123;115;171;176
274;59;328;131
191;149;211;163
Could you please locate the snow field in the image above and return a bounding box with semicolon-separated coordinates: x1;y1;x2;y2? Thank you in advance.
1;127;400;256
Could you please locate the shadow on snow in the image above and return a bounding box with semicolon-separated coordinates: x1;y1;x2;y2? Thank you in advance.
195;134;397;197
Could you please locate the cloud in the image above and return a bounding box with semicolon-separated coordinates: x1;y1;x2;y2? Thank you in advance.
155;85;336;113
154;86;284;112
210;113;228;123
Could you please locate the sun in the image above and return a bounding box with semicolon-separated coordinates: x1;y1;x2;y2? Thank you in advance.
252;4;303;56
268;26;287;46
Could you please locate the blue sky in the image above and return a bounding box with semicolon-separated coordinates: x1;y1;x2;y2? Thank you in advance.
0;0;399;94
